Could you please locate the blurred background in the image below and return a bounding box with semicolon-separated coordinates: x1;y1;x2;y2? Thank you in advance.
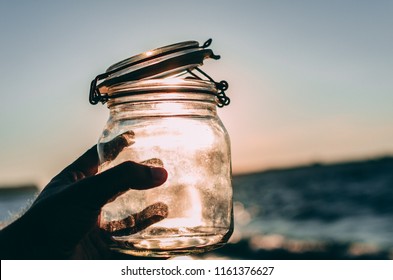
0;0;392;259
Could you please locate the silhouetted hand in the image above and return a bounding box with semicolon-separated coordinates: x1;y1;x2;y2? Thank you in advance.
0;146;168;259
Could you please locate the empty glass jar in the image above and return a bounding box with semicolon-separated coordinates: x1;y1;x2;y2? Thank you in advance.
90;40;233;257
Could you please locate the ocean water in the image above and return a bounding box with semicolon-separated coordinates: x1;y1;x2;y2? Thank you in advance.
218;157;393;259
0;186;38;224
1;157;392;259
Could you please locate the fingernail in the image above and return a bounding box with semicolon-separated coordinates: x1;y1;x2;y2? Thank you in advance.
150;167;167;183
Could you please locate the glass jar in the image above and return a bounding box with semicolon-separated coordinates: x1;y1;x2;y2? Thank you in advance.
97;78;233;257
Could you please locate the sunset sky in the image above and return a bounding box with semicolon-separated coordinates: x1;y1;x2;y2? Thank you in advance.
1;0;392;187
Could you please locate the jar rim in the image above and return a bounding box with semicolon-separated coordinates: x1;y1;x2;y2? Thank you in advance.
106;78;218;98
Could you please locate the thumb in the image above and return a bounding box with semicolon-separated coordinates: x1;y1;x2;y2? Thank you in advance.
51;146;99;185
66;161;168;210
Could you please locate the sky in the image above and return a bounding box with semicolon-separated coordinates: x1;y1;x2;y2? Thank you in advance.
0;0;392;187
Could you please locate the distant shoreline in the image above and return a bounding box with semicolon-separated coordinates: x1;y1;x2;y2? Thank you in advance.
0;184;38;194
233;155;393;176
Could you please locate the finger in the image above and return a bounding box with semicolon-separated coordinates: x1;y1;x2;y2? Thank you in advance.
100;202;169;236
68;161;168;210
57;130;134;184
99;131;135;162
53;146;99;184
140;158;164;168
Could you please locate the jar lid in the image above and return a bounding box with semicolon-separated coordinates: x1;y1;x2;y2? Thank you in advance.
89;39;230;107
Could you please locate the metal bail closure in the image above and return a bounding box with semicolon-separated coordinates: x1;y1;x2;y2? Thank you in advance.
89;39;230;107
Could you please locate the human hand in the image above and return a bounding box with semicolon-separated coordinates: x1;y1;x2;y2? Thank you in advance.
0;145;167;259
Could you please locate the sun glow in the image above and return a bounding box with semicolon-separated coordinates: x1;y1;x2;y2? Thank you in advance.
153;177;204;229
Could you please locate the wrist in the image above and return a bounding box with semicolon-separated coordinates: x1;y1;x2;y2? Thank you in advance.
0;217;27;259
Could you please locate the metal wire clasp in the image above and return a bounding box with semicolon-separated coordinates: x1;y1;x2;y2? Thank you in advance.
89;38;230;107
89;74;108;105
187;67;230;107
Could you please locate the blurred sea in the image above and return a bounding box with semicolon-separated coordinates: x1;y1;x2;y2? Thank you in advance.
0;185;38;224
1;157;392;259
207;156;393;260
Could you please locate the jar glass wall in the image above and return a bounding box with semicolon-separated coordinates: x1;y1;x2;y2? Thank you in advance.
97;79;233;257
